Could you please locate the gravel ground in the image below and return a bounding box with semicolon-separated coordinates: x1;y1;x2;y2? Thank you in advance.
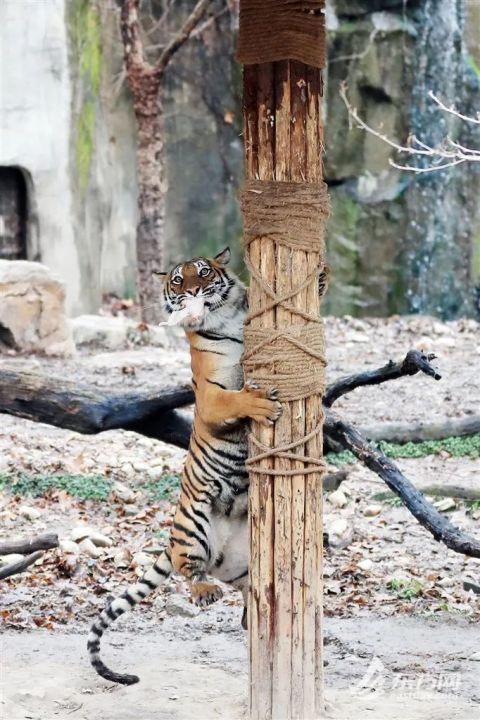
0;315;479;719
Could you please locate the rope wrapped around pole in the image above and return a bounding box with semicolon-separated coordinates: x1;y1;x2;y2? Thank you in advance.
242;180;330;476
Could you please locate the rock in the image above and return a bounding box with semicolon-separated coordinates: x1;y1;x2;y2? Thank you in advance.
165;594;200;618
463;579;480;595
71;526;93;543
59;539;80;555
358;559;373;572
71;526;112;547
434;498;457;512
145;466;166;481
70;315;128;350
329;489;348;509
112;481;136;504
123;505;141;517
78;538;103;559
328;518;354;549
468;652;480;662
347;331;370;344
363;504;382;517
437;576;454;588
146;325;170;348
0;553;24;566
132;551;152;568
113;548;132;569
0;260;75;356
18;505;41;520
71;315;172;350
89;531;113;548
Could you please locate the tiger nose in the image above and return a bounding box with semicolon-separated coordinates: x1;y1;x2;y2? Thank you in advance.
189;286;201;296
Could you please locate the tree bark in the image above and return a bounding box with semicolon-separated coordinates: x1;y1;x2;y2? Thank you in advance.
135;88;166;324
244;61;325;720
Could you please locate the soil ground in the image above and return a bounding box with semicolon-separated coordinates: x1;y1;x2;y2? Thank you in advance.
2;614;479;720
1;316;479;719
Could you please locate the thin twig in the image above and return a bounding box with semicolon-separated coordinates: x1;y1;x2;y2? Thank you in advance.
339;82;480;172
429;90;480;125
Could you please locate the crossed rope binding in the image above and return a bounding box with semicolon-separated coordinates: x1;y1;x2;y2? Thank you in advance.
241;179;330;476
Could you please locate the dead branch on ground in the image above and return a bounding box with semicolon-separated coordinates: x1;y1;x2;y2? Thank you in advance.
0;533;59;581
324;411;480;558
0;533;59;556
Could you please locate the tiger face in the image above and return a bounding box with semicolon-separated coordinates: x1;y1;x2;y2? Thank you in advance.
156;247;237;329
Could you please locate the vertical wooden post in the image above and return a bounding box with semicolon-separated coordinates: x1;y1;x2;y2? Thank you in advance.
243;60;326;719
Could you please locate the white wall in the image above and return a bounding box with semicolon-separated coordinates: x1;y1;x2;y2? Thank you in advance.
0;0;82;313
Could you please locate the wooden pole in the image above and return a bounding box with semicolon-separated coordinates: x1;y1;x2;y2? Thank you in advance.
244;61;325;719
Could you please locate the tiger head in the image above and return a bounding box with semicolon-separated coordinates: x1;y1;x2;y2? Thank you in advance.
155;248;245;330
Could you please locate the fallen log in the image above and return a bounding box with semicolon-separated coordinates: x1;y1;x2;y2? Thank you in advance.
358;414;480;445
0;368;194;447
0;533;59;555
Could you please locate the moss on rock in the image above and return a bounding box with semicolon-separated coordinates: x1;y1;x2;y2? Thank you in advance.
69;0;102;192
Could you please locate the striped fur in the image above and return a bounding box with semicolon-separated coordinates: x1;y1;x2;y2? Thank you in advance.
88;248;282;685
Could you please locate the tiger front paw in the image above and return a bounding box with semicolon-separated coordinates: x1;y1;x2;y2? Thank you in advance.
244;380;282;425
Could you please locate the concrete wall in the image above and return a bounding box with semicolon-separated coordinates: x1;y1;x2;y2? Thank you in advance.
0;0;81;312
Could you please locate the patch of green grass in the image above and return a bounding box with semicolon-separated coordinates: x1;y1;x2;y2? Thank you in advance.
326;450;356;467
378;434;480;460
0;473;112;501
326;434;480;466
466;499;480;513
372;492;404;507
141;473;181;502
389;578;423;600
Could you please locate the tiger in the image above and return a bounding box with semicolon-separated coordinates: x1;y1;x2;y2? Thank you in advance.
87;247;283;685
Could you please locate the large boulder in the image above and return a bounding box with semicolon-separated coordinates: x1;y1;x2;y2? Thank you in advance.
70;314;172;350
0;260;75;356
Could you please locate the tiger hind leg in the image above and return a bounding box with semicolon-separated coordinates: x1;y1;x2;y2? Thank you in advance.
191;580;223;607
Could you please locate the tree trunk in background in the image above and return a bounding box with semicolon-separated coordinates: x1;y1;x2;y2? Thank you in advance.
134;77;165;324
120;0;215;324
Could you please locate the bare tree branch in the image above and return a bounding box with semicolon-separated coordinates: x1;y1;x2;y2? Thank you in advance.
324;350;441;408
429;90;480;125
120;0;147;72
156;0;216;76
340;82;480;173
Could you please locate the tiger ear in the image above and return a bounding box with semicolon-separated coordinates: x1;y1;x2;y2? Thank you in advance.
214;247;231;267
153;271;168;282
